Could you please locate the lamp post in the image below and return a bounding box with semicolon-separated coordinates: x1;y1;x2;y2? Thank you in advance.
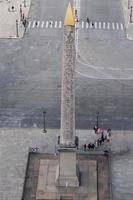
43;111;47;133
16;20;19;37
24;0;26;7
96;112;99;128
130;6;133;23
128;0;130;9
20;4;22;20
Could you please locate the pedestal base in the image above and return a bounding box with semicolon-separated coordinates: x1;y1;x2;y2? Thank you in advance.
56;174;79;187
56;148;79;187
36;158;97;200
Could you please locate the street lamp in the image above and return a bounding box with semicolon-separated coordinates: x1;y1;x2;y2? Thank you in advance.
20;4;22;20
43;111;47;133
130;6;133;23
96;112;99;128
16;20;19;37
24;0;26;7
128;0;130;9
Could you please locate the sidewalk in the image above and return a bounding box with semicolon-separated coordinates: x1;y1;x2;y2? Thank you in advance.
0;0;31;38
122;0;133;40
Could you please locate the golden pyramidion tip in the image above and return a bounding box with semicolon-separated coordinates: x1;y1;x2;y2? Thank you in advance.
64;2;75;26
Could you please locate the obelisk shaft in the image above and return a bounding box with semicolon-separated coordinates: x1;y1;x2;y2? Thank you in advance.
56;3;79;187
60;23;75;145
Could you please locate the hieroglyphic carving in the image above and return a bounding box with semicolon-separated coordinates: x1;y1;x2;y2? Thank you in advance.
60;26;75;145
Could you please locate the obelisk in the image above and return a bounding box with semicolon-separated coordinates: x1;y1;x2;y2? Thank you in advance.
56;2;79;187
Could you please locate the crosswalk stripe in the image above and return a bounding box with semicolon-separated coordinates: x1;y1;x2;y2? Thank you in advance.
103;22;106;29
36;21;40;28
59;21;62;28
54;21;57;28
86;22;89;28
41;21;44;28
99;22;101;29
28;21;31;28
90;22;93;29
107;22;110;30
120;23;124;30
32;21;36;28
116;22;119;30
75;22;79;29
81;21;84;28
49;21;53;28
112;22;115;30
45;21;49;28
94;22;97;29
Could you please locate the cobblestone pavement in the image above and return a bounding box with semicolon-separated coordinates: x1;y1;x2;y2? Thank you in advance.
0;128;133;200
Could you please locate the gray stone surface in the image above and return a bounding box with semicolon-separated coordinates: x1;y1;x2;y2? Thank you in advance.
60;24;75;145
36;159;97;200
0;128;133;200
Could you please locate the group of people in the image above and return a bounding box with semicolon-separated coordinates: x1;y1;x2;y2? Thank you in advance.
74;11;94;27
83;143;95;150
86;17;94;27
83;128;111;151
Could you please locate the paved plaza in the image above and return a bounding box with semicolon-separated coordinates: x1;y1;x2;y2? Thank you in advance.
0;128;133;200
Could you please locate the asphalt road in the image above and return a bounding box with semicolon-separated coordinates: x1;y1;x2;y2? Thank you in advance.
0;0;133;129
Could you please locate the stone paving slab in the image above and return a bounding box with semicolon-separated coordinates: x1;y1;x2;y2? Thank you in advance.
36;159;58;200
34;158;97;200
0;0;31;38
23;153;110;200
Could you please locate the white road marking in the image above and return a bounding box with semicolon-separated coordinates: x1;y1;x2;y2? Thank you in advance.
90;22;93;29
49;21;53;28
54;21;57;28
99;22;101;29
103;22;106;29
45;21;49;28
41;21;44;28
28;21;31;28
116;22;119;30
120;23;124;30
94;22;97;29
81;21;84;28
107;22;110;30
27;20;124;32
32;21;36;28
59;21;62;28
112;22;115;30
36;21;40;28
75;22;80;29
76;70;133;80
86;22;89;28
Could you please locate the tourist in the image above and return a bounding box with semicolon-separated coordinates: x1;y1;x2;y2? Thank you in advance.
83;144;87;151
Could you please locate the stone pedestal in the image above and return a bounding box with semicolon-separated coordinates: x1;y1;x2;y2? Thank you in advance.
56;147;79;187
35;156;98;200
